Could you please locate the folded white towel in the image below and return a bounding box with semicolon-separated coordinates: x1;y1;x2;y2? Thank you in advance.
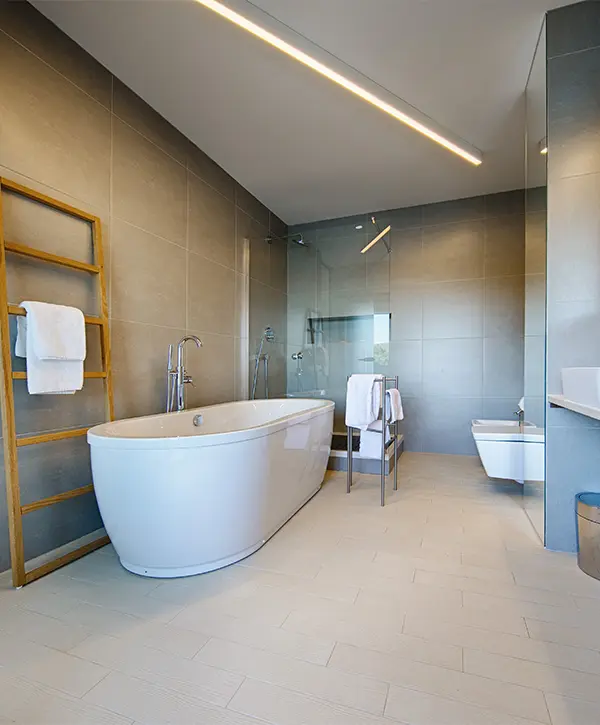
359;428;390;459
345;374;383;431
15;301;86;395
386;388;404;423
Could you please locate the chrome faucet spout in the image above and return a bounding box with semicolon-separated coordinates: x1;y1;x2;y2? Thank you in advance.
166;336;202;413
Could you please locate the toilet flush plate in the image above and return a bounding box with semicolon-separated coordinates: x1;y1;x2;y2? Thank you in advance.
561;367;600;408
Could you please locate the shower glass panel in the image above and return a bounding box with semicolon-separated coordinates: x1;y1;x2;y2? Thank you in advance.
287;217;391;432
524;20;547;543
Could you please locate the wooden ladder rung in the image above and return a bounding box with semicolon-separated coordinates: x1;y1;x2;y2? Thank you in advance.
21;484;94;515
16;426;89;447
12;371;106;380
5;241;100;274
7;305;104;326
24;535;110;585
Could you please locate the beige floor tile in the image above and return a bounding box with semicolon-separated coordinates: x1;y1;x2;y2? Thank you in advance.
63;603;209;658
464;592;587;628
405;615;600;675
195;638;388;715
0;604;90;652
544;692;600;725
71;634;242;707
83;671;256;725
283;609;462;669
464;648;600;703
170;608;335;665
0;670;131;725
228;678;389;725
328;642;550;723
0;630;108;698
385;684;546;725
526;619;600;651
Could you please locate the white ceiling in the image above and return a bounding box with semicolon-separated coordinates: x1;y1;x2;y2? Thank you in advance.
35;0;566;224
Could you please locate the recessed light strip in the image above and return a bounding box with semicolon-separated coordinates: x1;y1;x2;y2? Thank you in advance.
194;0;482;166
361;225;392;254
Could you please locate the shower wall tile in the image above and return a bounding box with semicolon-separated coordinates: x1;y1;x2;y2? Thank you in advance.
525;211;547;273
547;1;600;57
525;274;546;336
422;279;484;340
423;338;483;398
0;1;287;572
291;192;525;457
484;214;525;277
421;221;485;282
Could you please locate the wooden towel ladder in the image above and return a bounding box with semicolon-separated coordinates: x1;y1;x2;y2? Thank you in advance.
0;177;114;587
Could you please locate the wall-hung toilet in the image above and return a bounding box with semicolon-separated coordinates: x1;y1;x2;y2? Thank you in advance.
471;420;545;484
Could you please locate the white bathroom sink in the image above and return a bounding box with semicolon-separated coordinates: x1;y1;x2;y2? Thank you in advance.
561;367;600;407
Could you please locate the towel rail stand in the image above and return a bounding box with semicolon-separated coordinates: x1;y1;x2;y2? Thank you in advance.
0;177;113;588
346;375;400;506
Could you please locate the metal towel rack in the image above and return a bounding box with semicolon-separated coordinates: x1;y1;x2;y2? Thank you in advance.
347;375;400;506
0;177;114;588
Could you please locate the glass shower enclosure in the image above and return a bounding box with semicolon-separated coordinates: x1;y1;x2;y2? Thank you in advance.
287;216;391;433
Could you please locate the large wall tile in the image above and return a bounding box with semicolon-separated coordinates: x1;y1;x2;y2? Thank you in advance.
235;183;270;227
0;34;111;209
388;341;422;397
188;253;236;336
422;221;484;282
422;196;485;226
187;143;235;200
547;1;600;57
270;238;288;293
484;215;525;277
485;190;525;218
111;219;186;328
525;274;546;336
237;208;270;285
113;79;188;163
484;275;525;338
422;279;483;339
419;397;483;455
546;172;600;302
548;46;600;179
390;282;423;341
0;0;112;108
483;336;524;399
183;331;234;407
525;211;547;274
390;228;423;282
111;319;185;420
422;338;483;398
112;118;187;245
188;171;235;269
249;279;286;347
525;335;546;398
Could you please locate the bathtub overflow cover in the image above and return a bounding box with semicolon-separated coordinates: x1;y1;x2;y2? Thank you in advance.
193;414;203;426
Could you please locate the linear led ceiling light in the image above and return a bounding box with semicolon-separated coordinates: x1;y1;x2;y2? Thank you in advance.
194;0;483;166
361;225;392;254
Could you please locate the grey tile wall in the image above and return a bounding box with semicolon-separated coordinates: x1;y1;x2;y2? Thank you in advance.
290;191;526;454
0;0;286;572
546;1;600;552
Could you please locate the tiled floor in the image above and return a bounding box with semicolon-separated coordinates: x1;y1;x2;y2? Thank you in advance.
1;452;600;724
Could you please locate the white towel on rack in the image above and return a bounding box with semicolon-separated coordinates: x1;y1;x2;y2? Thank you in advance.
359;427;390;458
386;388;404;423
345;374;383;430
15;301;86;395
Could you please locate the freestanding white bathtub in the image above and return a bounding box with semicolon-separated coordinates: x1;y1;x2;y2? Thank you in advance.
87;398;334;578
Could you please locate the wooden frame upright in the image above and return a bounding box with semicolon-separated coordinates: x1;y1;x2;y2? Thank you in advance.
0;177;113;587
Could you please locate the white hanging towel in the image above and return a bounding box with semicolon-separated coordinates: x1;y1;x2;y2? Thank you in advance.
386;388;404;423
345;374;383;431
15;301;86;395
359;426;391;458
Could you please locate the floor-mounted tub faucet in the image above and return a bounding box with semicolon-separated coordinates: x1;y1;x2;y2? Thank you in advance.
166;335;202;412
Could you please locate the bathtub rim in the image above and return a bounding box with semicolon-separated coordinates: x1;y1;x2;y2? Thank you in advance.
88;398;335;450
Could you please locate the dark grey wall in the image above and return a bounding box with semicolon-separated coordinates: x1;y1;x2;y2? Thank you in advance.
0;0;286;572
290;191;526;455
546;1;600;552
